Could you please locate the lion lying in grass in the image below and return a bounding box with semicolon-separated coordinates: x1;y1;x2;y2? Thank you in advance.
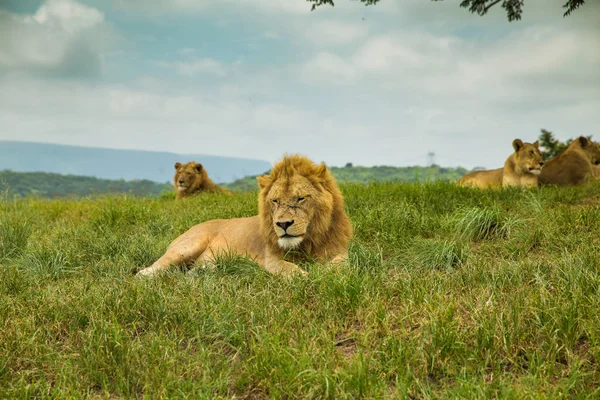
457;139;544;189
539;137;600;186
138;154;353;277
173;161;231;199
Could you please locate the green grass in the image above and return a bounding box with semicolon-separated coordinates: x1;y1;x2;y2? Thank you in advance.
1;182;600;398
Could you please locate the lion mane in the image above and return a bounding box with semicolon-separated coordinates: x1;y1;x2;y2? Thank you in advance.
173;161;230;199
257;154;353;262
137;154;352;277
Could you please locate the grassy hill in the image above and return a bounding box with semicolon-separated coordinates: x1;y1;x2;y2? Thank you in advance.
0;170;172;198
1;182;599;397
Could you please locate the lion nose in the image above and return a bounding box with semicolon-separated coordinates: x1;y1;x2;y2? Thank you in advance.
539;161;544;167
178;179;184;184
276;221;294;231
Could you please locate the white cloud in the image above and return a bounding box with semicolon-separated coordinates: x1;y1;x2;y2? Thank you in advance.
0;0;113;78
304;20;369;46
299;25;599;106
111;0;310;15
155;58;229;77
300;52;356;84
33;0;104;33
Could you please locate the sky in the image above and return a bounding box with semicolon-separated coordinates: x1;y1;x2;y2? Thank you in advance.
0;0;598;169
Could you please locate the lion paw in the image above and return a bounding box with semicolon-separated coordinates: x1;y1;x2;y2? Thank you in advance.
136;267;158;277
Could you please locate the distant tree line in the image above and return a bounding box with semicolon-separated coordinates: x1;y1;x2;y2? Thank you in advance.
0;170;172;199
224;164;471;192
8;135;590;199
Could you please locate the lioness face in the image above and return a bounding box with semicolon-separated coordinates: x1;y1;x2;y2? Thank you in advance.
174;162;202;191
514;140;544;175
266;175;333;250
585;141;600;166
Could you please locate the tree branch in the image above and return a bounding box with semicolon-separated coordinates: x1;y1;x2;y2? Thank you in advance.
483;0;503;13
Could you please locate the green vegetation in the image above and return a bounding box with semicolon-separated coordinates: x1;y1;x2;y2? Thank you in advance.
538;129;594;161
225;164;470;192
307;0;586;20
3;164;470;199
2;182;600;398
0;170;171;198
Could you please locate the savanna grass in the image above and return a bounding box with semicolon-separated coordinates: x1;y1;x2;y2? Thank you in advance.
1;182;600;398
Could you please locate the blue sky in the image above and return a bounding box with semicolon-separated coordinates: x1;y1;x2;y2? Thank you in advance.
0;0;598;168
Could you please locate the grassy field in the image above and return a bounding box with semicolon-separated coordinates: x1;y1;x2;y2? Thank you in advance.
1;182;600;398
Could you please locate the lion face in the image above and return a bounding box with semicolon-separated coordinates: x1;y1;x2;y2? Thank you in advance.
513;139;544;175
258;155;342;252
264;174;333;250
174;162;203;192
580;138;600;165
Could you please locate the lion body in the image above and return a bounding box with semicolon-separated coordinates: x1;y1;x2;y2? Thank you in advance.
539;137;600;186
457;140;544;189
173;162;230;199
138;155;352;277
457;168;504;189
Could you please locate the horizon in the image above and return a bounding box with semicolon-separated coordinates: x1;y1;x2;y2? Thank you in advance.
0;0;598;170
0;139;476;171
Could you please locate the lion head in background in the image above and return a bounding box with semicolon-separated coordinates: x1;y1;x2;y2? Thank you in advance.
257;154;352;259
511;139;544;176
540;136;600;186
582;138;600;166
174;162;206;196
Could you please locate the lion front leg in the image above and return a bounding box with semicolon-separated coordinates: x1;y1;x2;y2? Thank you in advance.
137;232;210;277
262;252;307;277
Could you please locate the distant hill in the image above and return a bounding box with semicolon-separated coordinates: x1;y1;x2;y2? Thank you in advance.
0;170;171;198
0;141;271;184
224;164;471;191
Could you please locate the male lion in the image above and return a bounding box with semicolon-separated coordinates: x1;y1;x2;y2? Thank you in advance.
539;136;600;186
457;139;544;189
138;154;353;277
174;161;231;199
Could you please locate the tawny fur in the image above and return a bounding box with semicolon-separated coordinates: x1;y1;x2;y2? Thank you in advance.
539;137;600;186
257;154;353;263
173;161;231;199
457;139;544;189
138;154;353;277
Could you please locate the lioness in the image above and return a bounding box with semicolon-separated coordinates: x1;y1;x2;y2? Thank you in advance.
457;139;544;189
539;136;600;186
174;161;231;199
138;154;353;277
593;142;600;182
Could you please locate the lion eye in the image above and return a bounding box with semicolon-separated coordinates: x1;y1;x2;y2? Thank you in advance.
271;199;279;204
297;197;306;202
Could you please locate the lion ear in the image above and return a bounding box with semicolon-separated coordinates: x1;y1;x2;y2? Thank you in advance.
315;163;328;180
578;136;590;147
194;163;203;173
533;141;540;148
174;162;182;170
512;139;523;152
257;175;271;189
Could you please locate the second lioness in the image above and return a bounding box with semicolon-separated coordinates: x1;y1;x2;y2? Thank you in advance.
457;139;544;189
174;161;231;199
539;137;600;186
